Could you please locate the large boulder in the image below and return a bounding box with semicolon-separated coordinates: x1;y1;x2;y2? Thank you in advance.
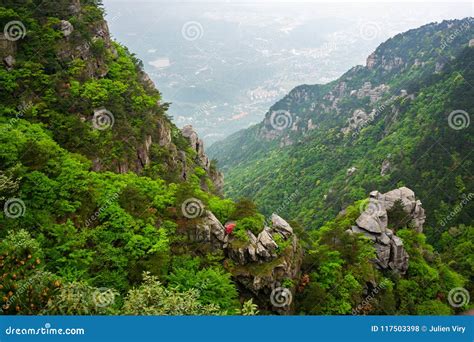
271;213;293;238
59;20;74;37
191;211;227;248
226;213;302;313
348;187;426;273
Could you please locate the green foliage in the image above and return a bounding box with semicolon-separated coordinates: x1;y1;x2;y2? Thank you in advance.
239;298;259;315
45;282;119;315
1;0;471;318
236;214;265;237
168;262;239;312
387;199;412;231
0;230;59;314
122;273;222;315
208;197;235;223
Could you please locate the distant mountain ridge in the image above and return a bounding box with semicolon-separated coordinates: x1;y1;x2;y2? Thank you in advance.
208;18;474;241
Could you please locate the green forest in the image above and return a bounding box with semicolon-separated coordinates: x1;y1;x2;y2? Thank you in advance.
0;1;472;316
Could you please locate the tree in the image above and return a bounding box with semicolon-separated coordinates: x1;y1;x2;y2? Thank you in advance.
122;273;222;315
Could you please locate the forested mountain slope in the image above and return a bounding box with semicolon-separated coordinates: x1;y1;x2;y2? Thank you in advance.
0;0;303;315
209;19;474;244
0;1;471;316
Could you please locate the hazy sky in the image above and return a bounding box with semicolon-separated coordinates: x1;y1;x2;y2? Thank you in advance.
101;0;472;144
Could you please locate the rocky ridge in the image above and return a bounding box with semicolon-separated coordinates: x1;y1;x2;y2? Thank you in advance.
187;211;302;311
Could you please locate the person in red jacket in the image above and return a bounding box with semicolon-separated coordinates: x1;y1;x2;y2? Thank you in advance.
225;222;236;235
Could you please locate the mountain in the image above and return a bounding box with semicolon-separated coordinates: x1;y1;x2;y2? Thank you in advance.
208;18;474;243
0;1;471;316
0;0;303;315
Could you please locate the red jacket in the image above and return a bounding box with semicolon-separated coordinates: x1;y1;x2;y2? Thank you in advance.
225;223;236;234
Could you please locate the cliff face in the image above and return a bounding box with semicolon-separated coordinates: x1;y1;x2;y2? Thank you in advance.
0;0;219;190
185;211;302;313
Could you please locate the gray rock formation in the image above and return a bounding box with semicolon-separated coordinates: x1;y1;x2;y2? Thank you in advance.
181;125;210;169
347;166;357;177
188;211;301;311
380;159;391;176
224;214;301;312
181;125;224;193
271;213;293;238
59;20;74;37
3;55;15;70
0;33;17;69
192;211;228;249
366;52;376;69
347;187;426;273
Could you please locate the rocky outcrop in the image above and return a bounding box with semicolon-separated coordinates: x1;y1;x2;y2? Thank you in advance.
1;33;17;70
347;187;426;274
55;1;113;79
186;210;228;249
341;109;373;134
181;125;224;193
181;125;209;169
380;159;391;176
225;214;301;312
59;20;74;37
188;212;302;312
366;52;376;69
347;166;357;177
